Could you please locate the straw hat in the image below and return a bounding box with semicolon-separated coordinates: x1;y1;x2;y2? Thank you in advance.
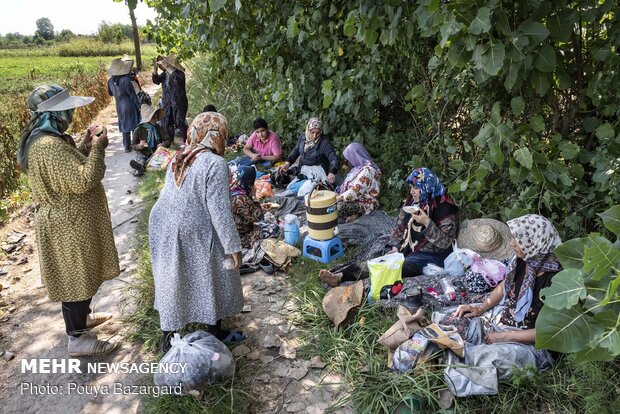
140;104;163;124
158;53;185;72
31;85;94;112
107;56;134;76
457;218;514;261
322;281;364;328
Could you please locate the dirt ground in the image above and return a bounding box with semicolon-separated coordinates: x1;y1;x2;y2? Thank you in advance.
0;85;353;414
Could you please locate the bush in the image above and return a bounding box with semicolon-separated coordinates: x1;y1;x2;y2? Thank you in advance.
57;38;133;57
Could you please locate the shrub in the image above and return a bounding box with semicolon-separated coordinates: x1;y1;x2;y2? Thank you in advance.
57;38;133;57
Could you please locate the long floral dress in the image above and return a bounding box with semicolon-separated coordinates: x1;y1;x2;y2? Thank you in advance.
337;163;381;218
231;194;264;249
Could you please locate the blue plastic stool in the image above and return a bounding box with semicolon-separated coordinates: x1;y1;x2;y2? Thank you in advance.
302;235;344;264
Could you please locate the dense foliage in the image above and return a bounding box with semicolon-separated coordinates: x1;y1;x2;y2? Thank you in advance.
146;0;619;238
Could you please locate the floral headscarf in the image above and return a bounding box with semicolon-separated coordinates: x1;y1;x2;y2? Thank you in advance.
230;165;256;197
303;117;323;152
172;111;228;188
405;167;446;205
503;214;563;322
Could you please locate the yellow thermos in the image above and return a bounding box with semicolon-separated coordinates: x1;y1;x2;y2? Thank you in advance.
305;189;338;240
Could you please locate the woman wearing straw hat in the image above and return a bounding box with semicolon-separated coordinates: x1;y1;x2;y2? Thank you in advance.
107;56;141;152
152;53;189;144
17;85;120;356
129;104;172;176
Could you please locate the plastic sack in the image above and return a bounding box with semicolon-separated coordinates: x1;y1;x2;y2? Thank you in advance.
147;147;177;171
154;331;235;395
423;263;445;276
254;180;274;199
284;214;300;246
443;245;480;277
367;252;405;301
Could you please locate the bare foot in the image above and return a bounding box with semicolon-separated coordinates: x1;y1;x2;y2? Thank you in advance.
345;214;360;223
319;269;342;287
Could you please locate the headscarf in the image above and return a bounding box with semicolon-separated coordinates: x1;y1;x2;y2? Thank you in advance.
230;165;257;197
171;111;228;188
17;85;76;172
142;123;159;148
503;214;563;322
303;117;322;153
339;142;381;192
405;167;446;206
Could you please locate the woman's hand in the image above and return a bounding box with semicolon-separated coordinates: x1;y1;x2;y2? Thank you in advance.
389;246;399;254
412;207;430;226
82;128;93;147
327;173;336;184
336;195;343;202
278;162;290;173
453;304;483;318
92;127;109;149
484;332;509;344
230;252;242;270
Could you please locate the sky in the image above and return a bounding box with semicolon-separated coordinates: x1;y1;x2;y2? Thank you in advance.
0;0;158;36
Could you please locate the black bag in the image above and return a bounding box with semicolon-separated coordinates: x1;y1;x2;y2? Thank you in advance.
137;90;152;106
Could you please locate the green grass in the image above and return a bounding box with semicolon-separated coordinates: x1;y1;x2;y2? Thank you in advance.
286;257;620;413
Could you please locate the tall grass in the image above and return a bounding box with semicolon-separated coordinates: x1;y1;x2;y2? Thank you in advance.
286;258;620;413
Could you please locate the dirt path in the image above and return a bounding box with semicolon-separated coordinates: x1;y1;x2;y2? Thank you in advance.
0;84;159;414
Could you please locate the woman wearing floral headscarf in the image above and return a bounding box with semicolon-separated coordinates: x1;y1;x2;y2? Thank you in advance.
149;111;245;353
230;165;265;248
336;142;381;222
446;214;562;396
388;167;459;277
276;117;340;192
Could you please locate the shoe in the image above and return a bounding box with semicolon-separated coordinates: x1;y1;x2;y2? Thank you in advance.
319;269;342;288
68;334;118;356
125;148;132;153
130;160;146;174
86;312;113;330
239;264;259;275
221;330;247;345
258;259;274;275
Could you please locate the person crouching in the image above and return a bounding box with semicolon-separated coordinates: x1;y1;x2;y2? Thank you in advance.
129;104;172;176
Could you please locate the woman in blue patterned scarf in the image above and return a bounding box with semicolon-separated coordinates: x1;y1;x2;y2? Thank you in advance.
388;167;459;277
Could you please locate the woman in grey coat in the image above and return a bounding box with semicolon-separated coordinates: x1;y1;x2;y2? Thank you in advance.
107;57;141;152
149;111;244;353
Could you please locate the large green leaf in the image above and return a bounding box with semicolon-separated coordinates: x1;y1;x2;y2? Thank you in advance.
547;10;576;42
208;0;227;12
554;238;587;269
513;147;533;169
582;235;620;281
480;43;505;76
595;123;615;141
598;205;620;237
343;11;357;37
531;71;551;96
534;43;556;72
535;305;603;353
518;20;550;44
559;141;580;160
440;16;464;47
510;96;525;116
504;61;520;91
529;115;545;132
469;7;492;35
473;123;493;147
540;269;587;310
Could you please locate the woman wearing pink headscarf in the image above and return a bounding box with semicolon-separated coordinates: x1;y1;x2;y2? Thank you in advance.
336;142;381;222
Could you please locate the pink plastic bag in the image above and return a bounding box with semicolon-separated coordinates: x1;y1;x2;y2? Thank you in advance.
469;257;507;287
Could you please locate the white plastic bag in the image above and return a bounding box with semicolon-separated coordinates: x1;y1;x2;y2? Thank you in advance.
443;243;480;277
423;263;445;275
154;331;235;395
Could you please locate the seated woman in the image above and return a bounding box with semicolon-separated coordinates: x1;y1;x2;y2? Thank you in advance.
443;214;562;395
276;117;339;194
233;118;282;168
129;104;172;176
389;167;459;277
230;165;266;249
336;142;381;222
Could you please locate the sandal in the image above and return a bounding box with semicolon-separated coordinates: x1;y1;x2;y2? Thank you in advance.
68;334;118;357
239;264;259;275
258;259;274;275
86;312;113;330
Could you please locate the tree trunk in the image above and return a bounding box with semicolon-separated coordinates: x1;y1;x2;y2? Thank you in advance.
128;6;142;71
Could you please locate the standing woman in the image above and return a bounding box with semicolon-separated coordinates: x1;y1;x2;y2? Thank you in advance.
107;56;141;152
17;85;120;356
152;53;189;144
388;167;459;277
149;112;245;353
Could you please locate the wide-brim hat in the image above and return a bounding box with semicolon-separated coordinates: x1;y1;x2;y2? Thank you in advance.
34;87;94;112
107;57;133;76
140;103;163;124
457;218;514;261
158;53;185;72
322;280;364;328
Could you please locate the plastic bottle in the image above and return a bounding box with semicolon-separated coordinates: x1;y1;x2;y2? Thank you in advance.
440;277;456;301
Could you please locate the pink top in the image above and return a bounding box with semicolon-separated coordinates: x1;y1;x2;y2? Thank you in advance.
246;130;282;157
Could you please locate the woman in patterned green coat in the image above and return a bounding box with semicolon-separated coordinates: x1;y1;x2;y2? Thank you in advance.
17;85;120;356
